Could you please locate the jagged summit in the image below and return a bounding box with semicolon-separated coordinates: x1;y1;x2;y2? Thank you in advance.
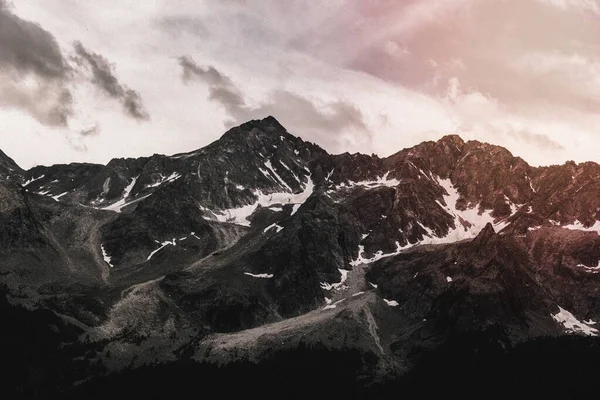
214;116;325;157
10;118;600;233
259;115;288;131
437;134;465;147
217;116;291;142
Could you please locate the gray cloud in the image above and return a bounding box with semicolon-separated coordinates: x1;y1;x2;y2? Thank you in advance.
0;1;72;125
123;89;149;120
66;135;88;152
0;1;67;78
506;129;564;151
178;55;246;116
208;86;246;114
178;56;370;150
79;124;100;137
62;123;99;153
156;16;209;38
73;41;149;120
73;42;122;97
242;91;369;140
178;55;234;86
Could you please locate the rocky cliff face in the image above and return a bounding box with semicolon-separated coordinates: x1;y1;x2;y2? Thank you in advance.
0;149;24;182
4;116;600;394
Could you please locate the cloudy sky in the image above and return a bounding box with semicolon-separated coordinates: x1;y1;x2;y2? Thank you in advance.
1;0;600;168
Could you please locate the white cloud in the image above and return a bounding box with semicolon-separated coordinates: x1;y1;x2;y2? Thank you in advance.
1;0;600;170
536;0;600;13
512;51;600;95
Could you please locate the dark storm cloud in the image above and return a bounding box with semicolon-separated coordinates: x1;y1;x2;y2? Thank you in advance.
178;56;370;150
0;1;72;126
73;41;149;120
0;0;67;78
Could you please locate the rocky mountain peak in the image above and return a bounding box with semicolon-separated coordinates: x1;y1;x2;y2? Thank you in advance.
5;118;600;397
436;134;465;153
218;116;289;145
259;115;288;131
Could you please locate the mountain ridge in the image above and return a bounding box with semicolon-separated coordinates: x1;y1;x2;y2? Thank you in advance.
7;117;594;177
3;116;600;396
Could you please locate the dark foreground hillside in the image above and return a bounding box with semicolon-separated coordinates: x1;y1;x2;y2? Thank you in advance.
4;283;600;399
70;334;600;399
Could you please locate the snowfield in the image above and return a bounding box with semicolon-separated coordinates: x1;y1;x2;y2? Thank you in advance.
207;175;314;226
552;306;598;336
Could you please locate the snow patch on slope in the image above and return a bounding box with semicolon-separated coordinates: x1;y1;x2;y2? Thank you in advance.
102;177;139;212
23;175;44;186
383;299;399;307
244;272;274;279
51;191;69;201
552;306;598;336
209;175;314;226
279;161;301;184
264;160;292;191
344;172;400;189
101;245;114;268
320;268;349;291
147;239;177;260
263;223;284;234
527;176;537;193
348;177;521;267
350;241;409;266
427;177;512;244
576;261;600;274
563;220;600;235
323;298;345;310
148;172;181;188
290;203;302;216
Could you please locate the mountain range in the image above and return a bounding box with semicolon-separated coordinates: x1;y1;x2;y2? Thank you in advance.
3;116;600;397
